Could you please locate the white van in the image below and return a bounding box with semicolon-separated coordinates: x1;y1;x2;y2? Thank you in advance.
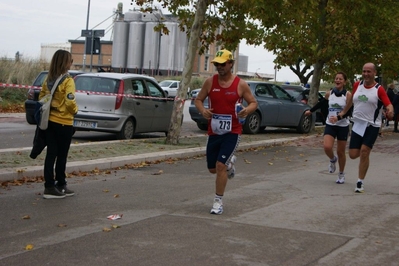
158;80;180;97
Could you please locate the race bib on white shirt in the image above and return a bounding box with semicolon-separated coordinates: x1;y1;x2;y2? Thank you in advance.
352;117;368;137
211;114;232;135
328;107;342;118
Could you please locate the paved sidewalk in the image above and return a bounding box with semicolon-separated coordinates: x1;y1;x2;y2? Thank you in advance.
1;131;399;265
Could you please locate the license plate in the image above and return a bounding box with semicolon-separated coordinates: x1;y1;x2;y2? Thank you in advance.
74;120;97;128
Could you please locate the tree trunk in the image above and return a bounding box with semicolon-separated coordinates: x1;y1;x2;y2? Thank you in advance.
165;0;208;145
309;60;324;107
308;60;324;131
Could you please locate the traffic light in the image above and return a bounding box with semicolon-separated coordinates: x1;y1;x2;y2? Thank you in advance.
85;37;101;55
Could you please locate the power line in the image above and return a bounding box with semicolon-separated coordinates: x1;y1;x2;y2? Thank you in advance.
74;12;117;40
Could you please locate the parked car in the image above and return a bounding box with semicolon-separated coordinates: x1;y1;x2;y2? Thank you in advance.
24;70;84;124
189;81;315;134
73;73;175;139
159;80;180;98
281;84;327;125
189;96;209;131
190;88;201;98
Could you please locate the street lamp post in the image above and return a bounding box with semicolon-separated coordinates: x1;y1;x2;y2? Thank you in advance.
82;0;91;71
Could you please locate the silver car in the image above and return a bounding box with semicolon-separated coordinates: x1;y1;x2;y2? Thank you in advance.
74;73;174;139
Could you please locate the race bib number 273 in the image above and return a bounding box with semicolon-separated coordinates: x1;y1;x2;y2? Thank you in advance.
211;114;232;135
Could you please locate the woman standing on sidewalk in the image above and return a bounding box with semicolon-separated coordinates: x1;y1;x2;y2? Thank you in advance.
305;72;352;184
39;50;78;199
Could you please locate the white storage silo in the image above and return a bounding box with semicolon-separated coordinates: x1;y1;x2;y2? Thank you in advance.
124;10;142;22
126;21;146;72
159;22;178;75
142;22;161;74
141;10;163;22
174;28;188;74
111;21;129;70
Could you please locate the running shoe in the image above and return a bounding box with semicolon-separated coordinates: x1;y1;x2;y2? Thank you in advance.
336;173;345;184
355;181;364;193
329;156;337;173
210;198;223;215
227;155;237;179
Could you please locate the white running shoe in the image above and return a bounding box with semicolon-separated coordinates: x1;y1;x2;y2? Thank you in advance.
329;156;337;173
227;155;237;179
336;173;345;184
210;198;223;214
355;181;364;193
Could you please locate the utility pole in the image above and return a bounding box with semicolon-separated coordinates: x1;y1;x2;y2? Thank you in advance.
82;0;91;71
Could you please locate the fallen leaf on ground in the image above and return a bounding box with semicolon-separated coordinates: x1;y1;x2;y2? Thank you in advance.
152;170;163;175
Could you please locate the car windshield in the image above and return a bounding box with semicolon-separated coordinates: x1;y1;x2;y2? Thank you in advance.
282;86;304;98
75;77;119;93
33;73;48;87
285;90;301;98
33;71;83;87
159;81;173;87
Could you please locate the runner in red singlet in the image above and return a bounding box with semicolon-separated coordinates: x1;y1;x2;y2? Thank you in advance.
195;49;258;214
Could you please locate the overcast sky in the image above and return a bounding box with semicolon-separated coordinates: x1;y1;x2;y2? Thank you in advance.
1;0;299;82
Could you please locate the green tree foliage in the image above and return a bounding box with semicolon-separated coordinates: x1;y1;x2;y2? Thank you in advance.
135;1;399;86
133;0;399;132
245;0;399;104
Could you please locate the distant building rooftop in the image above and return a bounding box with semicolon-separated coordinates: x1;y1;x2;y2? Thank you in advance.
236;71;274;80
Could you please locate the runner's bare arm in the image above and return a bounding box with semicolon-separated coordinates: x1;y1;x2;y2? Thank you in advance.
238;80;258;118
195;77;213;119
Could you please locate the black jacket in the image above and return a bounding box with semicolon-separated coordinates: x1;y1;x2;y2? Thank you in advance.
30;126;46;159
392;93;399;114
387;88;395;104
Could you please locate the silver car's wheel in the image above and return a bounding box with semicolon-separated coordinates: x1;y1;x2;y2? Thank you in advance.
117;119;135;140
243;112;260;134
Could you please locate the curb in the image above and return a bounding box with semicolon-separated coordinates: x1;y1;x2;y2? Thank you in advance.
0;137;299;182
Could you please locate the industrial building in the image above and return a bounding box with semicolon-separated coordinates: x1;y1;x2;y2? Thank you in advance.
42;4;273;80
